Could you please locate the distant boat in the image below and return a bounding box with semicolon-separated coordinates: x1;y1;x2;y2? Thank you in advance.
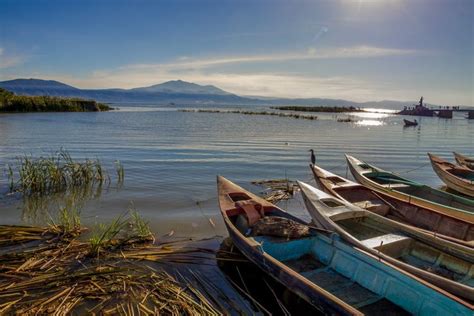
217;176;473;314
298;181;474;303
428;153;474;197
454;152;474;170
398;96;434;116
345;154;474;222
403;119;418;126
309;163;474;247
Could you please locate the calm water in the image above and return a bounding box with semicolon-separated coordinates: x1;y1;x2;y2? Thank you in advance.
0;106;473;237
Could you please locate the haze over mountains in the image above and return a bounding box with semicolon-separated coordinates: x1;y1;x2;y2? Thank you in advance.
0;78;445;109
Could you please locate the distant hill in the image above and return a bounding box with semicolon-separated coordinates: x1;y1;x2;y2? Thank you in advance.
0;78;457;109
0;78;254;104
131;80;231;95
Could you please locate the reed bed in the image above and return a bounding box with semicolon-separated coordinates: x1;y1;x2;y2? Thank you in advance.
6;149;125;197
179;109;318;120
271;105;363;113
7;149;107;196
0;216;226;315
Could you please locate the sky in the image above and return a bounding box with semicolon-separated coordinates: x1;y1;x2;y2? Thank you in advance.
0;0;472;105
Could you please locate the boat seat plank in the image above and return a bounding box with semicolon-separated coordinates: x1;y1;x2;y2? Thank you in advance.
303;268;389;310
361;233;410;249
381;183;410;189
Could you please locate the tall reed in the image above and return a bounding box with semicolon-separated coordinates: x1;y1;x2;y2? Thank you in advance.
6;149;125;196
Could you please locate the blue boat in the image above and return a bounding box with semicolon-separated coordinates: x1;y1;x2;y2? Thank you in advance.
217;176;473;315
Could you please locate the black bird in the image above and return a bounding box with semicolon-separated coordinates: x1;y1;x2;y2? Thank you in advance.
309;149;316;165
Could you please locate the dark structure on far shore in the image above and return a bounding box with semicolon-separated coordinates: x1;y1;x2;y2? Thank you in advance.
398;97;434;117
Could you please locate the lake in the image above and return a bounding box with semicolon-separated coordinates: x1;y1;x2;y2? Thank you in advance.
0;106;472;238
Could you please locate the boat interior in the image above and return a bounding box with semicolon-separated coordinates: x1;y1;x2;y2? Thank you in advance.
222;188;470;314
330;185;474;242
227;216;412;313
448;168;474;181
358;166;474;211
332;216;474;286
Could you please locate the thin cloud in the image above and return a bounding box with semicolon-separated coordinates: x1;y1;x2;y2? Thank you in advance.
0;48;25;69
121;45;420;71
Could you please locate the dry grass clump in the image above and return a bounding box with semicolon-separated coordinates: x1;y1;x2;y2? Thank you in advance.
252;178;297;203
0;221;221;315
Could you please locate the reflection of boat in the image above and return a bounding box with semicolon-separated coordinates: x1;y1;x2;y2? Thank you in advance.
454;152;474;170
428;153;474;197
345;155;474;222
298;181;474;304
217;176;473;314
403;119;418;126
310;163;474;247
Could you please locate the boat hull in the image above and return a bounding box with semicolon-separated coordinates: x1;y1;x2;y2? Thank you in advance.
346;155;474;223
310;163;474;247
429;153;474;197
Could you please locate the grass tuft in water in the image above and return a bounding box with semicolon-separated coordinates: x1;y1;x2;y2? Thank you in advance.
89;213;129;257
47;206;82;236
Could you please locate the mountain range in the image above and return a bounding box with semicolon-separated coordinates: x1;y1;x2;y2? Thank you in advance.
0;78;448;109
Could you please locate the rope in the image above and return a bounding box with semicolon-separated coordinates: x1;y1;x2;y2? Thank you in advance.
396;162;431;174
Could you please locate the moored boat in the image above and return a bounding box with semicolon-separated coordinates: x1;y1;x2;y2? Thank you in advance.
310;163;474;247
217;176;473;314
428;153;474;197
298;181;474;303
345;154;474;223
454;152;474;170
403;119;418;126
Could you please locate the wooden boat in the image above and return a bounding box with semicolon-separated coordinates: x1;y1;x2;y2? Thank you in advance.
298;181;474;304
428;153;474;197
454;152;474;170
346;154;474;223
310;163;474;247
403;119;418;126
217;176;473;315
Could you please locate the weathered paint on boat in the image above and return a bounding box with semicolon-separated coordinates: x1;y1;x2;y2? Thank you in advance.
454;152;474;170
218;176;473;315
310;163;474;247
429;153;474;197
298;181;474;303
345;154;474;223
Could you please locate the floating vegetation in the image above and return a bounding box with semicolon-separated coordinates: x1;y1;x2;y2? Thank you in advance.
271;105;363;113
252;178;298;203
337;117;356;123
180;109;318;120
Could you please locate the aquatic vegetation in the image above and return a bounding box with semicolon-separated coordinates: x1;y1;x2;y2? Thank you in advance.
47;206;82;236
6;149;125;197
252;178;297;203
0;87;111;112
89;213;129;256
271;105;363;113
179;108;318;120
115;159;125;184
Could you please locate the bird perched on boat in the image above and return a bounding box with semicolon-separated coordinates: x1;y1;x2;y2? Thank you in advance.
309;149;316;164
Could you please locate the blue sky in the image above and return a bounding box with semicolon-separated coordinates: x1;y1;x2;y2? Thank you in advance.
0;0;472;105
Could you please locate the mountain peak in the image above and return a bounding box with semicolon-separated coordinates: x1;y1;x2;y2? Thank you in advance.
131;80;232;95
